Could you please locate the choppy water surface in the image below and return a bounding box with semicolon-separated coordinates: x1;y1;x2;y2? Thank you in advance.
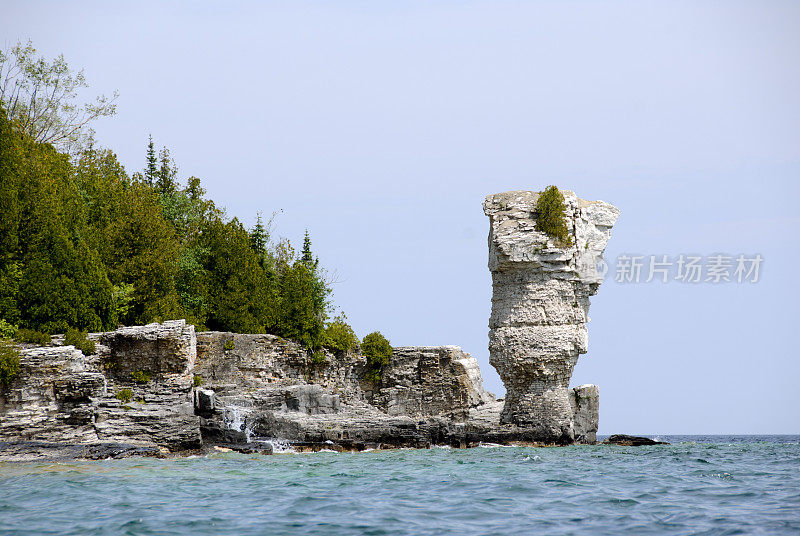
1;436;798;535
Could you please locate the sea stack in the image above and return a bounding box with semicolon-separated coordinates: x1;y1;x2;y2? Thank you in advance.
483;190;619;443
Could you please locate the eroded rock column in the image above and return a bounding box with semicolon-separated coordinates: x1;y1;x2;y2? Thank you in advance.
484;190;619;442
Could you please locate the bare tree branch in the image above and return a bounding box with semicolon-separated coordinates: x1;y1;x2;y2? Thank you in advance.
0;40;118;156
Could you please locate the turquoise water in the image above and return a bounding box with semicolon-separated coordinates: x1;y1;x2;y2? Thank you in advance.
1;436;798;535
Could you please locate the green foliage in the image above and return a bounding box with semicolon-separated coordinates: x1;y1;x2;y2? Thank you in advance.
0;340;21;386
534;186;573;247
223;339;235;351
361;331;392;384
275;261;327;350
64;327;96;355
131;370;151;384
116;388;132;403
0;44;376;352
0;319;17;339
102;182;181;325
323;313;359;355
311;350;327;365
110;283;135;326
193;374;202;387
15;328;50;345
199;217;271;333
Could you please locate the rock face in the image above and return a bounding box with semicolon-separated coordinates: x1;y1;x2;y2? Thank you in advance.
192;332;495;449
100;320;197;375
0;320;201;452
0;325;498;456
484;190;619;443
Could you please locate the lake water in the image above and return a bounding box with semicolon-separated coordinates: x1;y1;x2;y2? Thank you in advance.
1;436;798;535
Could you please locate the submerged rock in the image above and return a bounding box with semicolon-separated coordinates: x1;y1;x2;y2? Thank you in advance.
603;434;669;446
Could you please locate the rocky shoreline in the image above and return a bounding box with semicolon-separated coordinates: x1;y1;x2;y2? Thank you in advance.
0;190;638;460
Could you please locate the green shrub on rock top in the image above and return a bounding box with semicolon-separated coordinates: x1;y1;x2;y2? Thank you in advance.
64;327;96;355
322;313;360;355
361;331;392;384
116;388;133;403
534;185;573;247
311;350;327;365
15;328;50;346
223;339;235;351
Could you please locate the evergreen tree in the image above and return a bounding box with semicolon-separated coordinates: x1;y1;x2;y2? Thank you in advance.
144;135;157;186
10;122;114;332
200;217;271;333
186;176;204;200
276;261;325;349
156;146;177;195
249;213;268;258
301;229;318;270
0;107;22;324
103;183;182;324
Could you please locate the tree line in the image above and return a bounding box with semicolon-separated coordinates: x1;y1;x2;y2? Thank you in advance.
0;41;396;364
0;109;339;345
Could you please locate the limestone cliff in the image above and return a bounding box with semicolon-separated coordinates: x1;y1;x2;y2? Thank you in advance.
0;321;496;457
0;190;620;458
484;190;619;443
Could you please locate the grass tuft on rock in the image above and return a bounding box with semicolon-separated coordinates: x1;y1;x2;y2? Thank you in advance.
131;370;151;384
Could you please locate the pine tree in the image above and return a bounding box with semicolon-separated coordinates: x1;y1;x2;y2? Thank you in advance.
144;135;157;186
186;176;204;200
301;229;318;270
249;213;268;257
156;146;177;195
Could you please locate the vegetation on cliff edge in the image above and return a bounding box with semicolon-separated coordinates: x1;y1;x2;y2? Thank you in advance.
534;185;573;247
362;331;392;384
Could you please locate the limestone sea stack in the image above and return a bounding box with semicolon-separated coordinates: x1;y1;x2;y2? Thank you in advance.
484;190;619;443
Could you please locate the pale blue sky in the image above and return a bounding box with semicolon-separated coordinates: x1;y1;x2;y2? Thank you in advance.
4;1;799;434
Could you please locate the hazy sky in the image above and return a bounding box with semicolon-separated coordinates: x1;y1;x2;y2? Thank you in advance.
4;1;799;434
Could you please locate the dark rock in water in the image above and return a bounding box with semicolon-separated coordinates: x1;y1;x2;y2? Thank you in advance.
603;434;668;446
213;442;274;455
0;440;161;462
